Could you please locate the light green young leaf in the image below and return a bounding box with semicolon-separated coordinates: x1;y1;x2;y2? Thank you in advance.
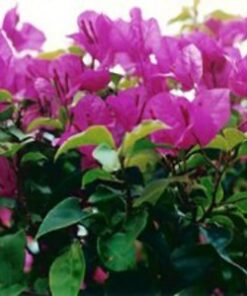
27;117;63;133
207;128;245;151
206;10;240;21
93;144;121;172
223;128;245;151
120;120;167;156
168;7;192;24
55;125;116;160
207;135;228;151
0;89;12;103
38;49;65;60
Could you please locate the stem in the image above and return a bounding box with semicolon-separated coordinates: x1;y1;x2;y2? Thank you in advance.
120;158;132;215
197;153;229;223
16;154;32;228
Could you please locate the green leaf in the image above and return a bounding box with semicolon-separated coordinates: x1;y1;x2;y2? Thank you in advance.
0;231;26;286
200;225;247;275
200;225;232;252
82;168;114;188
223;128;245;151
38;49;65;60
186;153;207;170
210;215;235;229
8;126;30;141
110;72;123;87
207;128;245;151
207;135;228;151
238;141;247;156
124;210;148;239
0;89;12;103
68;46;84;57
21;152;48;166
0;283;27;296
0;143;21;157
120;120;167;156
98;232;136;271
36;197;84;239
207;10;240;21
93;144;121;172
172;244;215;285
225;191;247;212
0;198;16;209
193;0;200;10
89;186;123;204
125;150;159;172
27;117;63;132
118;77;139;89
55;125;116;160
34;278;49;295
58;107;69;126
49;241;85;296
215;184;224;203
134;176;189;207
134;179;167;207
0;105;14;121
203;227;247;273
168;7;192;24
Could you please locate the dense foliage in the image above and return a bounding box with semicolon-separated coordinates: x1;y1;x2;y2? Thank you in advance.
0;2;247;295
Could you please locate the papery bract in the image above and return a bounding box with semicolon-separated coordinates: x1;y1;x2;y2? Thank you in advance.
70;10;113;66
229;56;247;97
2;7;45;52
205;17;247;46
93;267;109;285
173;44;203;90
107;87;148;142
144;89;230;150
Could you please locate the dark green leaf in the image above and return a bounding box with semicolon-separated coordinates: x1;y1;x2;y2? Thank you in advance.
98;232;136;271
0;231;26;286
36;197;84;239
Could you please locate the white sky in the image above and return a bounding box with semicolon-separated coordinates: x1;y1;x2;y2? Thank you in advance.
0;0;247;50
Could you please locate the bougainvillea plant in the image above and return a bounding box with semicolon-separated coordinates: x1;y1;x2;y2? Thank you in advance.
0;2;247;295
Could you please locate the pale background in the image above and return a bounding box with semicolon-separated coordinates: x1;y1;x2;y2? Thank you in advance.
0;0;246;50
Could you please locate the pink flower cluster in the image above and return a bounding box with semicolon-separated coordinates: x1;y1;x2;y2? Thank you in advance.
1;7;247;228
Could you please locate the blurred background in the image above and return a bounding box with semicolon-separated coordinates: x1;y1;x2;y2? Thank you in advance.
0;0;246;50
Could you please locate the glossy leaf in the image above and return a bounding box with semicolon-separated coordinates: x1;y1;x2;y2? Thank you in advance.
0;89;12;103
134;176;189;207
120;120;167;156
0;231;26;286
55;125;116;160
82;168;114;188
98;232;136;271
36;197;84;239
27;117;63;132
49;241;85;296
